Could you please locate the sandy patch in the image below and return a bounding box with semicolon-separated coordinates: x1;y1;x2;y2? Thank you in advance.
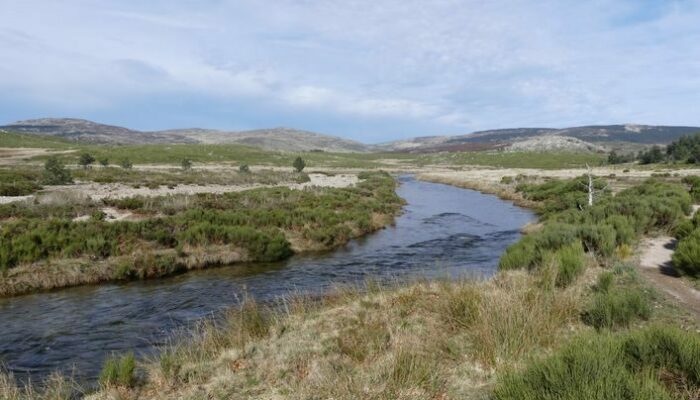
0;195;33;204
72;207;136;223
0;173;360;204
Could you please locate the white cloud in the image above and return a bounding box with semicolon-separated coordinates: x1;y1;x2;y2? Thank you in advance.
1;0;699;138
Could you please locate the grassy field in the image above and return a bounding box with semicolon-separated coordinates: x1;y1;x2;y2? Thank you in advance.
0;131;73;148
14;140;409;169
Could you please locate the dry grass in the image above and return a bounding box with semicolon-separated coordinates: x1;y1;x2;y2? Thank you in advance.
0;371;83;400
78;269;592;400
0;246;247;297
415;173;539;209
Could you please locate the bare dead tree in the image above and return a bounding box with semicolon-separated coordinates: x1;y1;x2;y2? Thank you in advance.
578;164;609;208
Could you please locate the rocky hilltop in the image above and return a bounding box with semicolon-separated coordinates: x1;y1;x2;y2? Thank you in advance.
377;124;700;153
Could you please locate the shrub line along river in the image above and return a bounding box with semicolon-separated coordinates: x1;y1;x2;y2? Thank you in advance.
0;176;534;385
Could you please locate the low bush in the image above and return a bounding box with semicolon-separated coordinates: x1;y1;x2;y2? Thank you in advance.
0;169;42;196
554;242;586;288
582;286;651;330
42;157;72;185
672;228;700;276
493;325;700;400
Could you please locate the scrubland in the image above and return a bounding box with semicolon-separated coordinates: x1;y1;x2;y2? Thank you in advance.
0;172;401;296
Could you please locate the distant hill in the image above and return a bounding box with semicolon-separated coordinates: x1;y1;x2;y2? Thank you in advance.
378;124;700;153
1;118;371;153
3;119;699;154
1;118;197;145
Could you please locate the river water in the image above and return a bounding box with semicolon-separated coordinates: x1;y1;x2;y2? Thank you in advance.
0;176;534;384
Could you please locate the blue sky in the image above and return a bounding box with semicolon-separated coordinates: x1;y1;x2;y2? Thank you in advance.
1;0;699;143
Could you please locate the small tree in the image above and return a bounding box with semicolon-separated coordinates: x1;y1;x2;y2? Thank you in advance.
120;159;133;170
99;158;109;167
239;164;250;173
78;153;95;169
181;158;192;171
42;156;73;185
293;156;305;172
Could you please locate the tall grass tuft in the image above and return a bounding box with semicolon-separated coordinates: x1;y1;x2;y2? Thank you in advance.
99;352;136;388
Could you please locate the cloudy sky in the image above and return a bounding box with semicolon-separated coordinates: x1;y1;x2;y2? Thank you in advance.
1;0;699;142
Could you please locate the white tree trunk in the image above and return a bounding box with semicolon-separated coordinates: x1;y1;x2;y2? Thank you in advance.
587;164;594;206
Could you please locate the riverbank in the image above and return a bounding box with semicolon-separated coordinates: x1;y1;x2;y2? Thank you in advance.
0;172;402;297
8;257;691;399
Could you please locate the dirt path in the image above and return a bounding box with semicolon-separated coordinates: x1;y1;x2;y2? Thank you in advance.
637;207;700;320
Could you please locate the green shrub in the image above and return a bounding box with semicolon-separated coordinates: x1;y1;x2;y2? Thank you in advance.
674;219;695;239
582;287;651;330
500;176;514;184
604;215;635;245
99;352;136;388
78;153;95;169
554;242;586;288
42;157;73;185
493;326;700;400
91;210;106;221
498;236;538;270
672;228;700;276
120;158;133;169
578;223;617;258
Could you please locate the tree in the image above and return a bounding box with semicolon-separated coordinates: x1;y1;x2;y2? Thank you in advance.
578;164;608;207
120;159;133;169
42;156;73;185
78;153;95;169
293;156;305;172
99;158;109;167
666;133;700;163
181;158;192;171
239;164;250;173
638;146;665;164
607;150;633;165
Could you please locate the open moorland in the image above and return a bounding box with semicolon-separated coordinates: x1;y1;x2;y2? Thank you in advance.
1;128;699;400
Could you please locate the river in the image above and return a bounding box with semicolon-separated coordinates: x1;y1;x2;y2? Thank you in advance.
0;176;534;384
